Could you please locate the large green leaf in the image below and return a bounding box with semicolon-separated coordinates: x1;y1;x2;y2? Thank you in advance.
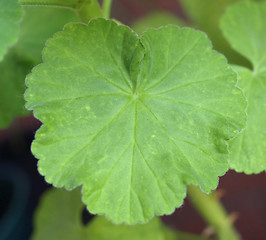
32;188;175;240
179;0;253;67
0;0;23;61
221;0;266;173
0;50;33;128
25;18;246;224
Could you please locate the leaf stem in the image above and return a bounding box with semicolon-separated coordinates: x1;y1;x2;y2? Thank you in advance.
77;0;103;23
102;0;113;19
187;185;240;240
176;230;216;240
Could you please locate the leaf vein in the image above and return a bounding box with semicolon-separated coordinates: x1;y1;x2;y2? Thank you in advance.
147;75;224;96
90;141;133;206
144;36;202;92
151;95;240;129
128;101;138;218
101;24;133;91
58;99;133;175
31;92;127;108
131;187;145;221
50;42;130;94
139;99;202;182
135;142;171;209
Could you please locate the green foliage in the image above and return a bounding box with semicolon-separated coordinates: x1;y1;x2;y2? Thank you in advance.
0;0;23;61
221;0;266;173
0;0;264;239
32;188;175;240
132;11;185;34
25;18;246;224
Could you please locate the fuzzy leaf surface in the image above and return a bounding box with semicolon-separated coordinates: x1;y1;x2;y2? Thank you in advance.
221;0;266;173
25;18;246;224
0;0;23;61
32;188;175;240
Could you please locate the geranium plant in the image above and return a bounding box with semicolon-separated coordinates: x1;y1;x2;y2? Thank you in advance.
0;0;265;239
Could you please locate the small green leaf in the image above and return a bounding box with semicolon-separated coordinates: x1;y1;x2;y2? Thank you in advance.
25;18;246;224
221;0;266;173
32;188;90;240
179;0;253;67
0;50;33;128
220;0;266;73
0;0;23;61
32;188;175;240
88;215;175;240
131;11;185;35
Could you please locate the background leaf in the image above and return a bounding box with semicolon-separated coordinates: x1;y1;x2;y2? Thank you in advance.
32;188;175;240
131;11;185;35
25;18;246;224
15;5;79;64
88;216;175;240
0;5;79;128
19;0;78;7
220;0;266;173
0;50;33;128
220;0;266;73
179;0;255;67
32;188;90;240
0;0;23;61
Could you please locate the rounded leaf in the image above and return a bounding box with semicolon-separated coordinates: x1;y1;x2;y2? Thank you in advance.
25;18;246;224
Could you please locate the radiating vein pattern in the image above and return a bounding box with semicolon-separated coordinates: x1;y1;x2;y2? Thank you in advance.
25;18;247;224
